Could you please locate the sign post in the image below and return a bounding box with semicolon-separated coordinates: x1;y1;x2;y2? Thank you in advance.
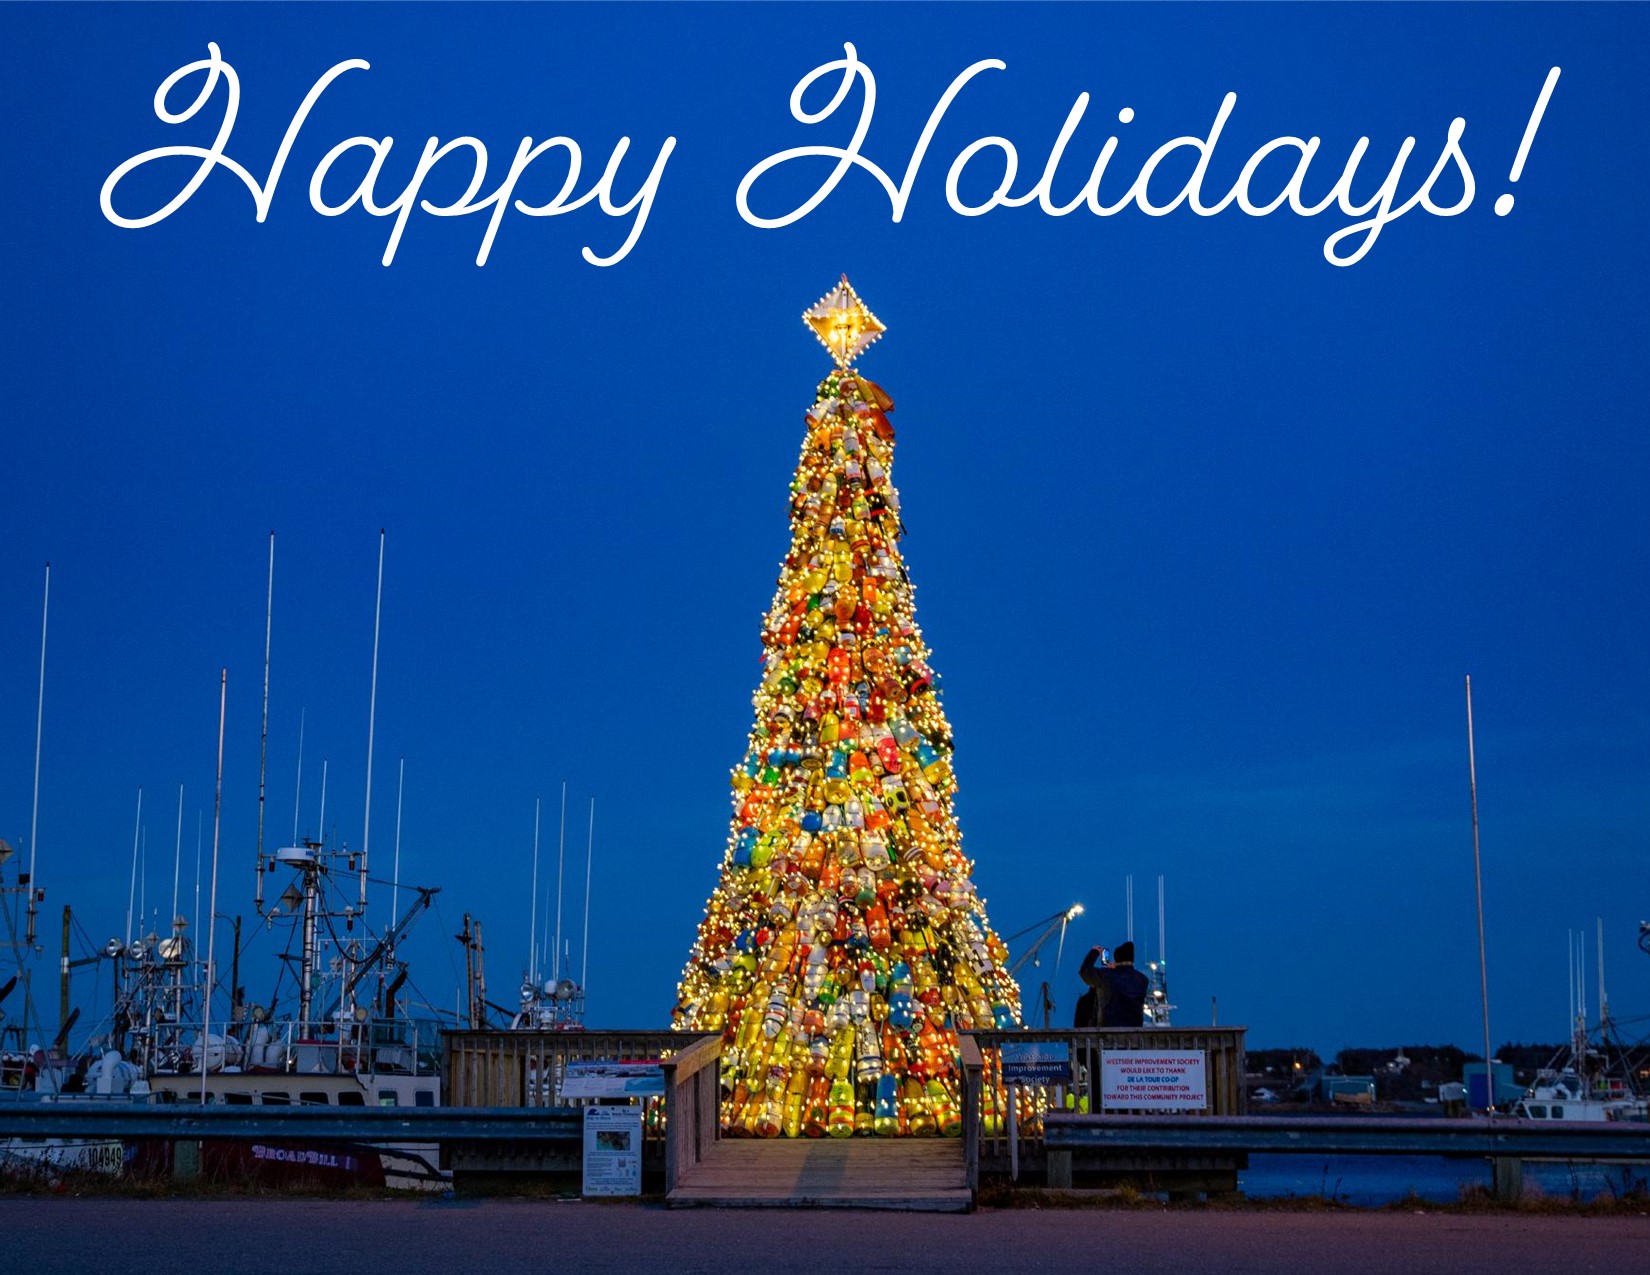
998;1038;1072;1181
582;1105;644;1197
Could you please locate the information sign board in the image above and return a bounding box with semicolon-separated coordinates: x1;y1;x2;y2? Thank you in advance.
999;1038;1072;1085
1099;1050;1208;1111
582;1105;643;1197
560;1060;666;1099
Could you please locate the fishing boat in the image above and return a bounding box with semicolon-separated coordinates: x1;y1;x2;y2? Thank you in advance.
1512;922;1647;1124
2;837;129;1181
1513;1070;1646;1123
96;832;453;1188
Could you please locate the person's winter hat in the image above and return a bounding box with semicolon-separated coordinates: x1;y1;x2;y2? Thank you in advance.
1114;941;1136;964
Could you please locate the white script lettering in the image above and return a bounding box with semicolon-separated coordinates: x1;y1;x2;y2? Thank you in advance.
101;43;675;267
738;43;1489;266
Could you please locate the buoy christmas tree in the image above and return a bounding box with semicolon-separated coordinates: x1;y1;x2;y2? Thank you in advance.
673;277;1021;1138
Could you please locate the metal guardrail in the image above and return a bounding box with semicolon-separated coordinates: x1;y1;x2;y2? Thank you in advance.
0;1104;581;1142
1044;1113;1650;1160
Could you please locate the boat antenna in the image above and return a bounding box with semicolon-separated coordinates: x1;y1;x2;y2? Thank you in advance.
390;757;405;930
1125;873;1134;943
202;668;227;1104
1158;874;1167;967
171;783;184;931
1596;915;1608;1028
317;760;328;845
1567;929;1576;1036
126;787;143;944
292;708;305;844
1464;674;1495;1112
25;561;49;948
581;796;594;998
553;780;566;986
255;531;274;914
361;529;385;912
1571;935;1588;1071
528;797;542;985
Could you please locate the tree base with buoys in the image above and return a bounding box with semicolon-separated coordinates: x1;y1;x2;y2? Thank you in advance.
673;278;1021;1137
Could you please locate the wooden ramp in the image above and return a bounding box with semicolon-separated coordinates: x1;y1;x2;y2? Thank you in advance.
667;1136;971;1211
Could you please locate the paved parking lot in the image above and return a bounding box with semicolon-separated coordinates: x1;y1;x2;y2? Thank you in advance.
4;1196;1648;1274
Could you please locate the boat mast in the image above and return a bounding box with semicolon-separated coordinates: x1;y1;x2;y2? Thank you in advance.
581;797;595;999
298;854;319;1038
361;529;385;914
553;781;566;986
25;562;49;948
528;797;542;985
291;708;305;844
1158;874;1167;968
1567;929;1576;1040
1464;674;1495;1111
1596;916;1608;1029
59;905;70;1041
390;757;405;931
201;668;227;1103
126;787;143;944
171;783;183;936
256;531;275;914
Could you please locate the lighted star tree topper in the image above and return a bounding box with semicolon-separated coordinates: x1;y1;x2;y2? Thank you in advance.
673;276;1022;1138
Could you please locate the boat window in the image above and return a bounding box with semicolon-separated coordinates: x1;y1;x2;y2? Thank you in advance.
414;1090;436;1107
225;1091;253;1105
377;1089;398;1107
1551;1106;1564;1119
299;1091;331;1106
261;1092;291;1106
337;1091;365;1107
1527;1105;1546;1118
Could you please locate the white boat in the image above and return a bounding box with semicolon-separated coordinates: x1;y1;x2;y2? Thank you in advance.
1512;931;1647;1124
1513;1070;1647;1123
94;834;453;1189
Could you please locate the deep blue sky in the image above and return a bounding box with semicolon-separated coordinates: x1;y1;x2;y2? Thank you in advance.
2;4;1646;1057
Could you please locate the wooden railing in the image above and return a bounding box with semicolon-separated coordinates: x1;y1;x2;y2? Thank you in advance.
958;1033;983;1193
442;1029;705;1174
661;1033;721;1195
962;1027;1247;1179
444;1029;688;1114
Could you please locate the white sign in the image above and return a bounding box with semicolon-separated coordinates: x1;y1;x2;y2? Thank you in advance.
560;1060;666;1099
582;1105;643;1197
1100;1050;1208;1111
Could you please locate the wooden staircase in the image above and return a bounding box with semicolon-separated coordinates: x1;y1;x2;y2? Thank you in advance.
666;1136;971;1211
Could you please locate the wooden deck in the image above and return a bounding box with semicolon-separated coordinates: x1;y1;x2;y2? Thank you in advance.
666;1136;972;1211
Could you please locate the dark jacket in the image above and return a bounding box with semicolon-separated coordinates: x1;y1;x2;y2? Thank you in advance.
1077;949;1150;1028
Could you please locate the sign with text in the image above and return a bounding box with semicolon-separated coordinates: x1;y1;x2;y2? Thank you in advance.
559;1060;666;1099
1100;1050;1208;1111
999;1038;1072;1085
582;1105;643;1197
